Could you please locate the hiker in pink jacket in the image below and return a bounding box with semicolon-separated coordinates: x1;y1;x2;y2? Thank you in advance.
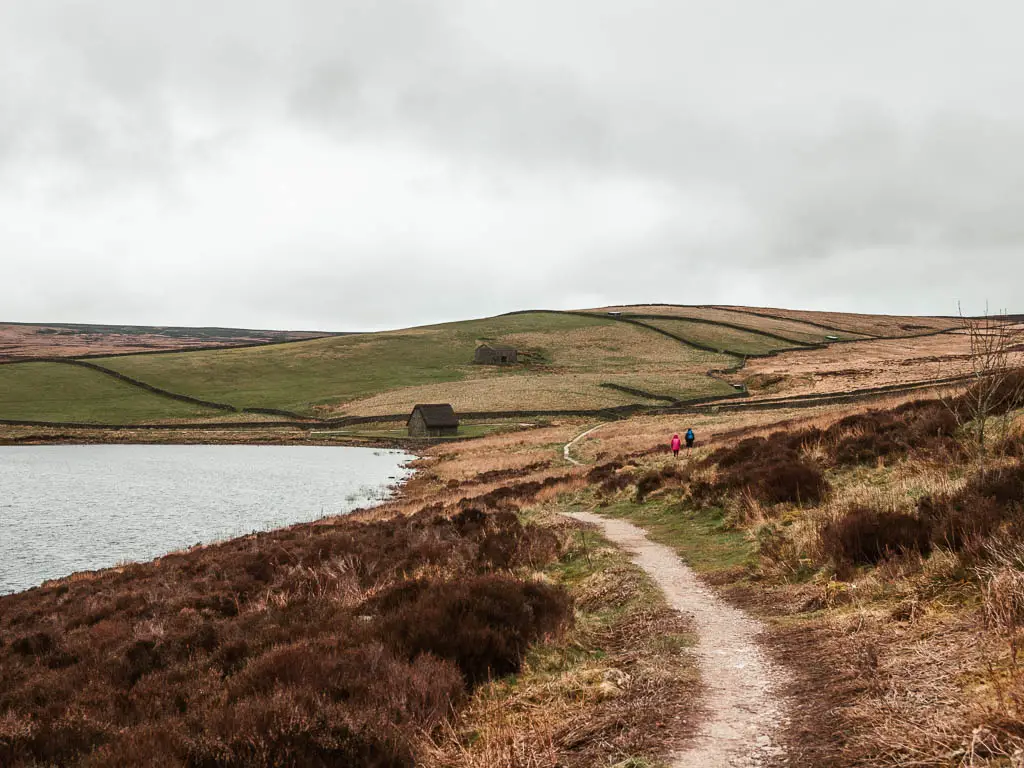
671;433;682;457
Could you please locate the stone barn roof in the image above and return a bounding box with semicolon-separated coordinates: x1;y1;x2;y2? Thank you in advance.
407;403;459;427
477;343;517;352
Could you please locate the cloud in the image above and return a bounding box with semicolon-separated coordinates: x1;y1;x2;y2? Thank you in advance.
1;1;1023;327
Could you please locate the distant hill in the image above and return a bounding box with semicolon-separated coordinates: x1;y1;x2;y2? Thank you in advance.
0;306;976;426
0;322;338;360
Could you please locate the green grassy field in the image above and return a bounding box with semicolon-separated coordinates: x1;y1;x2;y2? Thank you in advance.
714;306;959;337
636;317;800;356
0;363;225;423
2;309;843;425
92;312;733;416
589;304;945;340
586;305;867;344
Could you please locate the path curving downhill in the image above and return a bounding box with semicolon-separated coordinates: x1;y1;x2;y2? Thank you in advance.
563;424;603;466
568;511;789;767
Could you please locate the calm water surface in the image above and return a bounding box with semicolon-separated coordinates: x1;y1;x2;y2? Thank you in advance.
0;445;414;595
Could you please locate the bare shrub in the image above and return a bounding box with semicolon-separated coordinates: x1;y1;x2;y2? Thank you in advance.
378;575;571;686
919;463;1024;553
828;401;961;466
700;437;828;507
11;632;57;657
635;470;663;503
946;305;1024;465
717;455;828;507
752;460;829;506
819;506;932;566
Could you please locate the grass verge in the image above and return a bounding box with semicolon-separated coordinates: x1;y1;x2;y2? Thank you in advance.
600;499;757;576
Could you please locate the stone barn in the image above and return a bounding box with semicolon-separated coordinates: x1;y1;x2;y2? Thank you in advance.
407;403;460;437
474;343;518;365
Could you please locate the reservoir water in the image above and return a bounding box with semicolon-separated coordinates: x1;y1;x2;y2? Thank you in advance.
0;445;414;595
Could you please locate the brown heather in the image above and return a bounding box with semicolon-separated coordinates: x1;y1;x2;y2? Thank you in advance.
0;506;571;766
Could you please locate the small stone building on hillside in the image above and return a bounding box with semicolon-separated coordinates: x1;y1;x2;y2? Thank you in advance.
407;403;460;437
474;343;518;365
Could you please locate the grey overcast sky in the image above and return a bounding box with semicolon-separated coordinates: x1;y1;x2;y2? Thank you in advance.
2;1;1022;331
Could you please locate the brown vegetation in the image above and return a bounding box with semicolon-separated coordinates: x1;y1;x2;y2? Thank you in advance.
0;323;325;360
819;506;933;565
420;508;700;767
697;436;829;507
736;332;980;397
1;417;703;767
716;416;1024;762
562;375;1024;764
0;508;570;766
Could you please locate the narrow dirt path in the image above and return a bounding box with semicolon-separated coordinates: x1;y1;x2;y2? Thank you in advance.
563;424;603;466
568;511;789;767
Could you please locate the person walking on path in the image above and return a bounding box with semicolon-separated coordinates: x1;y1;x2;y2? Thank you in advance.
671;433;682;457
685;428;695;450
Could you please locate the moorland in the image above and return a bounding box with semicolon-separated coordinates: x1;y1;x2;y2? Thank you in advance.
0;305;970;434
3;304;1024;766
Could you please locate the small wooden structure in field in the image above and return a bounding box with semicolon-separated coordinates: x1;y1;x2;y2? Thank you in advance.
474;343;518;365
407;403;460;437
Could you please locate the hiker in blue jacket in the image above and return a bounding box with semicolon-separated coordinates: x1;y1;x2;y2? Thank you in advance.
685;428;695;450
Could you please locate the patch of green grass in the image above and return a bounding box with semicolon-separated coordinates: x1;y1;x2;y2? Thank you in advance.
649;632;699;654
6;311;739;423
0;362;223;423
610;759;664;768
543;528;623;586
639;317;797;356
601;499;757;574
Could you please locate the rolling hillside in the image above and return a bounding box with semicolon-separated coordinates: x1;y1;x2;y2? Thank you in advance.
92;312;735;417
584;305;870;344
0;306;972;426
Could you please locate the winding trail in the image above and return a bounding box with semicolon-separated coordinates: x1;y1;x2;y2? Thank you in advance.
563;424;603;465
568;511;789;767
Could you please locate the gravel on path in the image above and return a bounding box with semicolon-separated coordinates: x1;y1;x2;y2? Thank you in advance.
568;511;789;767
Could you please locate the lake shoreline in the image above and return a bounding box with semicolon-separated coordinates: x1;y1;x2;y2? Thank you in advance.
0;424;447;452
0;443;418;596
